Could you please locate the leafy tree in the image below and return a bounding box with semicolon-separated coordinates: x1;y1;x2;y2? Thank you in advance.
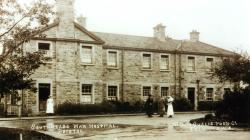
0;0;54;115
213;53;250;86
213;53;250;125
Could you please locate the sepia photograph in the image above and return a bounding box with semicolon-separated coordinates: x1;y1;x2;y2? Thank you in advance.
0;0;250;139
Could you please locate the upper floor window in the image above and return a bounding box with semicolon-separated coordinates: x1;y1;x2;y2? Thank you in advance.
38;42;52;57
160;54;170;70
107;85;118;101
187;56;195;71
161;87;169;97
107;50;118;67
142;53;152;69
81;46;93;63
206;88;214;101
206;57;214;72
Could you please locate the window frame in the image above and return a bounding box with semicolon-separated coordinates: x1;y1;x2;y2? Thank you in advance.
80;83;94;104
36;41;52;58
205;57;215;72
186;55;196;72
159;54;170;71
205;88;214;101
107;84;119;101
80;45;94;64
141;52;153;70
141;85;152;101
107;49;119;68
160;86;170;97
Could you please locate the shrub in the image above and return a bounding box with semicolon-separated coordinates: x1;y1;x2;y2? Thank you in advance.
172;98;193;111
215;88;250;124
198;101;219;111
56;100;144;115
0;104;4;116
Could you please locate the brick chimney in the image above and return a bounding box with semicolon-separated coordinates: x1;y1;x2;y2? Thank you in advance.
190;30;200;42
56;0;75;38
77;15;86;28
153;24;166;41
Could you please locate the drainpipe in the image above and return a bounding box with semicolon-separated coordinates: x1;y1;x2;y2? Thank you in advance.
121;49;124;102
178;52;182;99
174;51;177;97
196;79;200;111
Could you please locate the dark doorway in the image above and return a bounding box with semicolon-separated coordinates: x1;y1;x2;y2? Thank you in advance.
38;83;51;112
187;87;195;109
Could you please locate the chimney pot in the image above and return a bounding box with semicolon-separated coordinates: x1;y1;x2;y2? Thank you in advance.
153;23;166;41
190;30;200;42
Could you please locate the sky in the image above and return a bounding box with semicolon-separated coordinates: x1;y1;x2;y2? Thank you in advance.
4;0;250;54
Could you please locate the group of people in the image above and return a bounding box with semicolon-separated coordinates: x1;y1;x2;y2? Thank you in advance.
144;94;174;118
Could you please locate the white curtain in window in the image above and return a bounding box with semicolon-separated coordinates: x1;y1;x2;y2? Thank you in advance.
188;57;195;71
143;54;151;68
81;47;92;63
108;52;117;66
160;56;169;70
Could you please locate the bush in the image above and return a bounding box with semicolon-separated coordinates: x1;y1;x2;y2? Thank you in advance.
0;104;4;116
198;101;219;111
215;88;250;124
173;98;193;111
56;100;144;115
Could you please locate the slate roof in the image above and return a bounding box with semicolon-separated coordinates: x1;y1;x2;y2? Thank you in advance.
37;21;235;56
93;32;179;52
93;32;235;56
178;40;235;56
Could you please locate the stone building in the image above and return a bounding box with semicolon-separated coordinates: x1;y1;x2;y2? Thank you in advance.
15;0;234;114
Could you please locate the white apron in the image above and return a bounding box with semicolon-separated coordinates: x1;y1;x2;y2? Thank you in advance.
167;97;174;117
46;98;54;114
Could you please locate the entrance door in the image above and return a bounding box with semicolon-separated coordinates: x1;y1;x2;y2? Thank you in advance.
187;87;195;109
38;83;51;112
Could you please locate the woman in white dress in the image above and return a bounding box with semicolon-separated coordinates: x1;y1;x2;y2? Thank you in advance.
167;96;174;118
46;96;54;115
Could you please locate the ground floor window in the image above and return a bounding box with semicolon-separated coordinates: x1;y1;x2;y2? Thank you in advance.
142;86;151;100
206;88;214;101
160;87;169;97
107;85;118;101
81;84;93;104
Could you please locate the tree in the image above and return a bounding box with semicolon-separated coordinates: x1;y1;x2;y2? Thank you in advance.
0;0;54;116
213;53;250;86
213;53;250;125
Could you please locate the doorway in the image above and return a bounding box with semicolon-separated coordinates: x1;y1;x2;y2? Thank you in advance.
38;83;51;112
187;87;195;109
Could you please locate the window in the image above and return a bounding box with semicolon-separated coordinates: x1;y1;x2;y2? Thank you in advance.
206;88;213;101
206;58;214;72
187;56;195;71
81;84;93;104
107;50;118;67
142;86;151;100
38;42;51;57
81;46;93;63
107;85;118;100
161;87;169;97
142;53;152;69
160;54;170;70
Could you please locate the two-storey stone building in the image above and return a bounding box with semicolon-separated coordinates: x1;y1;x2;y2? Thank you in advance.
17;0;234;114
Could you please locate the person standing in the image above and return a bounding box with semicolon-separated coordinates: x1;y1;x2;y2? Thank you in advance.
158;97;166;117
144;94;154;117
46;96;54;115
167;96;174;118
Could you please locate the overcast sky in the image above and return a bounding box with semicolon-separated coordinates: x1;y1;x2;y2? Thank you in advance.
7;0;250;53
